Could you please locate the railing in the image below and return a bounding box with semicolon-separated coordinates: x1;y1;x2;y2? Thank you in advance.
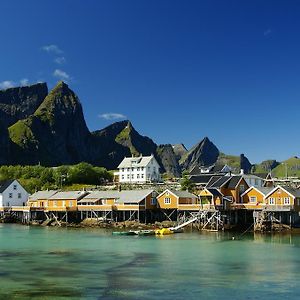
230;203;294;211
113;204;145;211
77;204;113;211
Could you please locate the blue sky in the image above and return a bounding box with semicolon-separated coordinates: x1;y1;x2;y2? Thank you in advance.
1;0;300;163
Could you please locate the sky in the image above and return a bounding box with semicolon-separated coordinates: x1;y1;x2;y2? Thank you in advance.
1;0;300;163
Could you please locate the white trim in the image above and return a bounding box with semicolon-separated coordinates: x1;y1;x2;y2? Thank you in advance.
264;186;295;200
241;186;265;198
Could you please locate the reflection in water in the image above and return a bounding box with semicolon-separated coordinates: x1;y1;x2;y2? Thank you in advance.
0;225;300;299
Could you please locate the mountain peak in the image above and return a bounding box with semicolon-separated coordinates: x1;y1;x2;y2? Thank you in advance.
180;137;219;171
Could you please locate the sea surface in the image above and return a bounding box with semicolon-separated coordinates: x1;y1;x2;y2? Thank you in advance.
0;224;299;299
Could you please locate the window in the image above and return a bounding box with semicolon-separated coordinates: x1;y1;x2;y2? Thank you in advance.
151;198;157;205
54;201;57;207
131;167;134;171
122;175;124;179
69;201;73;207
141;167;144;171
153;167;156;172
137;167;140;171
137;174;140;179
131;174;134;179
166;192;169;196
18;193;21;199
127;175;130;179
127;168;130;171
239;185;245;193
102;199;107;205
269;197;275;205
13;185;17;190
9;193;12;198
141;174;144;178
164;197;171;204
284;197;290;205
249;196;257;203
62;201;65;207
122;168;124;172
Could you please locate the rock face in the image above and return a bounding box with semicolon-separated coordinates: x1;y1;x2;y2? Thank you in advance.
9;82;91;165
0;83;48;128
0;121;10;164
156;144;181;177
0;81;254;177
240;154;252;174
180;137;220;171
172;144;188;161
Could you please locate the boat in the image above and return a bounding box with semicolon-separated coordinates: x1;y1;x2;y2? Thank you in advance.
137;230;155;236
112;230;138;236
155;228;174;235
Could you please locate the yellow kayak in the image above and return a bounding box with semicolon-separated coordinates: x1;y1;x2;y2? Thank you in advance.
155;228;174;235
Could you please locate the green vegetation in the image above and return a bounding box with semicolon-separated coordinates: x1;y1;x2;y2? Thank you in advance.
271;157;300;178
252;159;280;174
216;153;240;170
8;118;37;146
0;162;113;193
115;125;139;156
180;172;195;192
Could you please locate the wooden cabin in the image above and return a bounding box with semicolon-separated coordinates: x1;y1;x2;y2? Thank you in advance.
199;188;223;209
46;191;88;212
264;186;300;211
239;186;274;210
27;190;58;209
156;189;199;221
113;189;157;222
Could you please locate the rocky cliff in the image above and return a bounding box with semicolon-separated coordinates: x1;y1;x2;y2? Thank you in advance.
0;83;48;128
180;137;220;171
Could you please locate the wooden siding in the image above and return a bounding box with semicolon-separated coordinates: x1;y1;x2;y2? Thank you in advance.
157;191;178;209
242;188;265;204
266;187;295;206
221;178;249;203
77;205;113;211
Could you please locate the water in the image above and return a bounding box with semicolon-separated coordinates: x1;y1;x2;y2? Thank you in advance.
0;225;299;299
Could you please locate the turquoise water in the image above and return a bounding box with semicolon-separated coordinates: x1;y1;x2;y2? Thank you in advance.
0;225;300;299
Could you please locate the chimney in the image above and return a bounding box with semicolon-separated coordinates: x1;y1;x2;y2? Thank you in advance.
240;169;244;175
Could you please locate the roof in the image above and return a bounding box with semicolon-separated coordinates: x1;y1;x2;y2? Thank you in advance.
280;186;300;198
227;176;243;189
157;189;197;199
241;186;274;197
206;188;223;198
29;190;58;201
208;176;231;188
0;180;14;193
117;155;156;168
78;191;120;203
189;175;214;184
116;189;154;204
206;176;223;187
48;191;88;200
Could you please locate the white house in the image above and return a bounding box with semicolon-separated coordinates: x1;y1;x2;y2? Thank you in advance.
0;180;29;208
115;154;161;183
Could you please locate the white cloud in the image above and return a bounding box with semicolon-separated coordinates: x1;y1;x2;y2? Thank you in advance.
42;44;63;54
264;29;272;36
0;81;15;89
54;56;66;64
53;69;70;81
99;113;127;120
20;78;29;86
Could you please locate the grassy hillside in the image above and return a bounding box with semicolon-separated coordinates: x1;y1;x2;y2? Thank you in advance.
271;157;300;178
216;153;240;170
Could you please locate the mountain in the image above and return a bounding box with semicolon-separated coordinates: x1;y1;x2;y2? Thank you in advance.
156;144;181;177
216;153;252;174
180;137;220;171
0;121;10;164
9;82;91;165
268;157;300;178
172;144;188;161
252;159;280;174
0;83;48;128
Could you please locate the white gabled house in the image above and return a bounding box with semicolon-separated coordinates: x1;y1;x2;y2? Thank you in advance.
115;154;161;183
0;180;29;208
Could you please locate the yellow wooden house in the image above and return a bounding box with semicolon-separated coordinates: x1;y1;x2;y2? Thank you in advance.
239;186;274;210
264;186;300;211
27;190;58;209
199;188;223;209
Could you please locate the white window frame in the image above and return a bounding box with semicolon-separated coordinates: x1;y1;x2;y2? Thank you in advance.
284;197;290;205
9;193;12;198
164;197;171;204
13;185;17;190
269;197;275;205
249;196;257;203
151;198;156;205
